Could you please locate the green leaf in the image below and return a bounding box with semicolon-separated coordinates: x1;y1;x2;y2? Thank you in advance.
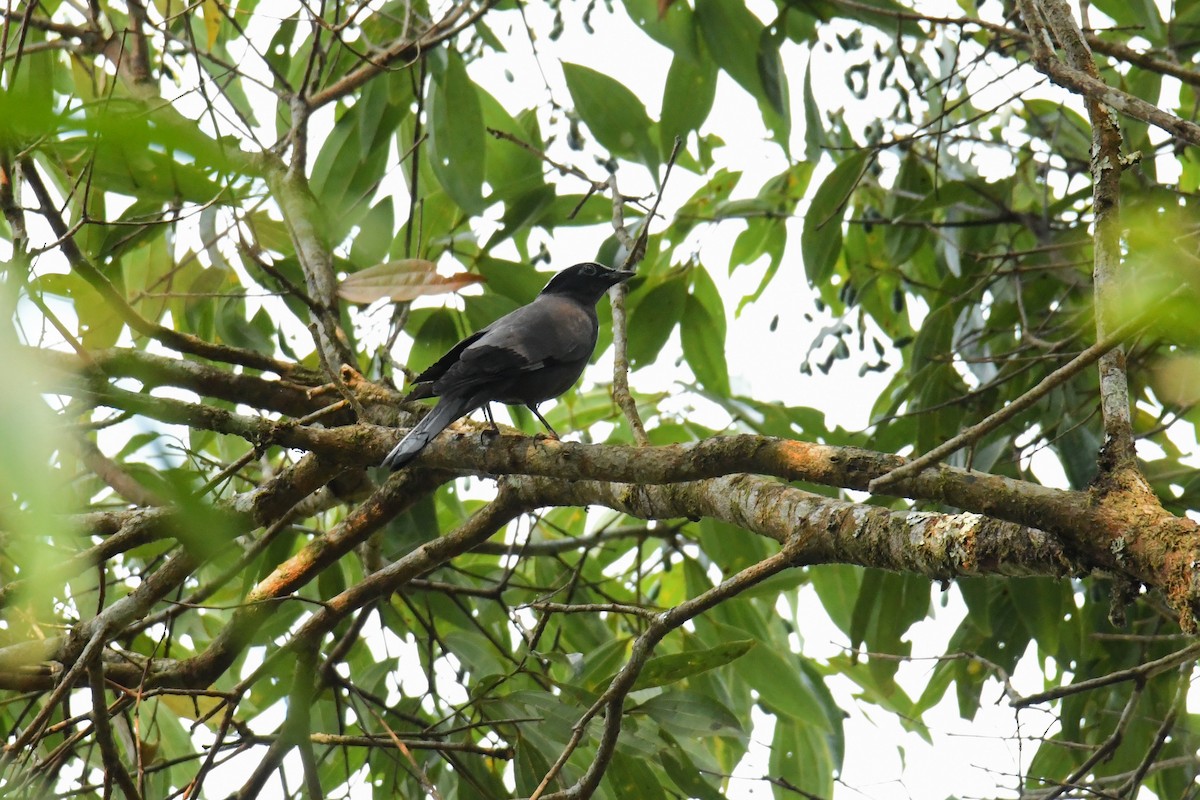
694;0;764;104
632;639;756;690
607;751;667;799
427;51;487;214
478;88;545;201
578;637;633;691
627;270;688;368
0;45;56;146
695;0;790;144
623;0;700;59
562;63;659;170
1022;99;1092;165
264;15;299;90
756;26;789;121
660;746;726;800
818;0;925;36
661;53;718;154
1089;0;1164;41
768;715;835;798
884;150;934;264
741;641;833;729
1054;416;1101;489
348;197;395;268
405;308;468;377
309;77;405;240
637;691;744;739
1006;577;1071;657
803;52;827;162
681;293;730;396
514;732;555;797
802;149;871;285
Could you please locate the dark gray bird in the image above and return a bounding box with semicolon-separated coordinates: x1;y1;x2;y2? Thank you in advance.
382;262;633;470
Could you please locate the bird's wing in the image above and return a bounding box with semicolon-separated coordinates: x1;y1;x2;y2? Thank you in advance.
433;296;597;395
409;326;490;387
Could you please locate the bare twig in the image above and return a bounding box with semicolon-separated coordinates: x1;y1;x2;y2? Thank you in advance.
1038;683;1141;800
87;657;142;800
533;533;806;800
869;308;1151;492
527;601;660;620
1012;639;1200;708
608;137;684;447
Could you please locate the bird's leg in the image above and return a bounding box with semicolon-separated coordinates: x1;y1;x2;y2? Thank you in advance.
481;404;501;437
527;403;560;439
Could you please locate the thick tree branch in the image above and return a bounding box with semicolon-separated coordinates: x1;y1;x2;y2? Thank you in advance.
0;467;1077;693
54;373;1200;622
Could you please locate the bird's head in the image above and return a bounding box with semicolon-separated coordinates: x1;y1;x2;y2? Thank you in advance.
540;262;633;304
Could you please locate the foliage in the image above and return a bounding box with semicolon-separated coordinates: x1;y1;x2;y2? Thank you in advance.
0;1;1198;799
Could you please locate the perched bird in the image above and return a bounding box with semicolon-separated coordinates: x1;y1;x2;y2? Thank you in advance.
382;262;633;470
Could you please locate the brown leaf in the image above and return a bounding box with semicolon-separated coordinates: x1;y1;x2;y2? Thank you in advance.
336;259;485;304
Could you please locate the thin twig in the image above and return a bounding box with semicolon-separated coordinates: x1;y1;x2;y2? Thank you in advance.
870;305;1158;492
608;137;684;447
1012;639;1200;708
532;533;804;800
87;658;143;800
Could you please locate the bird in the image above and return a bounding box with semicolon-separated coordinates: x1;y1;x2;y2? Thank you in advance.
381;262;633;470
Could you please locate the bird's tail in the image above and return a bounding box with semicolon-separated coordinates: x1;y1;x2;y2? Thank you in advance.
381;394;476;471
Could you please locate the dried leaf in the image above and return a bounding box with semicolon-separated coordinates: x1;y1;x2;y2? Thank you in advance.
336;259;485;304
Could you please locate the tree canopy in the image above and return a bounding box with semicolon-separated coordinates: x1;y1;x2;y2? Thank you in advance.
1;0;1199;798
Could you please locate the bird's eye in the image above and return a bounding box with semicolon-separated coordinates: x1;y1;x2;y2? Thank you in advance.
582;264;596;275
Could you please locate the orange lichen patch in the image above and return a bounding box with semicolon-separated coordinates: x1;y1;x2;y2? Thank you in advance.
773;439;826;472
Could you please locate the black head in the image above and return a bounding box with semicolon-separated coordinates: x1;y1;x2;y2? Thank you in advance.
539;262;633;305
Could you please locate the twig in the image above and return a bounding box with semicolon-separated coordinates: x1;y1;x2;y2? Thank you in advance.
608;281;648;446
608;137;683;447
19;158;312;378
362;699;444;800
306;0;500;109
532;533;805;800
88;657;143;800
310;324;365;420
527;601;660;620
869;307;1154;492
2;627;109;761
1114;668;1187;796
1012;639;1200;708
487;127;601;187
1039;683;1141;800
